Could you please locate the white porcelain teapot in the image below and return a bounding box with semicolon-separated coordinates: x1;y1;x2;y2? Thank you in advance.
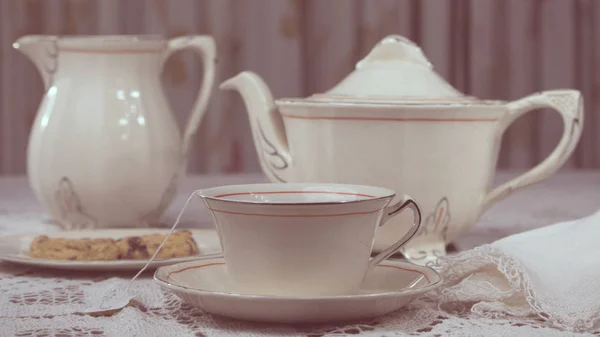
220;35;583;264
14;35;216;229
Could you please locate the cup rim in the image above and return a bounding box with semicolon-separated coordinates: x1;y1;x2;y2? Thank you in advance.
197;183;397;206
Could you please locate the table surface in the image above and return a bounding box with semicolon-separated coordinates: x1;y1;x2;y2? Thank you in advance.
3;171;599;248
1;171;599;336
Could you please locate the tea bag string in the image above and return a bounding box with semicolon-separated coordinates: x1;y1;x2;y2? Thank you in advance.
100;190;200;309
126;190;200;290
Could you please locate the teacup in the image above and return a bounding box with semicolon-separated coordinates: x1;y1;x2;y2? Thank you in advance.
198;183;422;297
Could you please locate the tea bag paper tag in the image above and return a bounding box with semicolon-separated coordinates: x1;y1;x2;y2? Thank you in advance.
83;281;134;313
85;190;201;313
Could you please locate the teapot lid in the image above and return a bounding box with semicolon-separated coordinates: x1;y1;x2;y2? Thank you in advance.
307;35;475;104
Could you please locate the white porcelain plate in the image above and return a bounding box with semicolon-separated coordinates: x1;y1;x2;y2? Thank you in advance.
0;228;222;271
154;257;442;323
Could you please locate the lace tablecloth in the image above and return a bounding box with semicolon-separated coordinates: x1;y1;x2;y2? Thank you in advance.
1;171;599;337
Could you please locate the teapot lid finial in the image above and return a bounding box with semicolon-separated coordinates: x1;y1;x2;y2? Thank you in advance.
308;34;472;103
356;35;432;69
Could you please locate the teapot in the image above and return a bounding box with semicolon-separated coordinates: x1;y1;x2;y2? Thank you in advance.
220;35;583;264
14;35;216;229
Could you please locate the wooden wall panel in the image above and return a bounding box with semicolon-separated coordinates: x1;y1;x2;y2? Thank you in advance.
504;0;539;169
303;0;360;94
96;0;121;34
0;0;597;175
1;0;43;174
228;0;301;173
591;1;600;168
538;0;578;168
581;0;600;168
469;0;509;167
198;0;237;173
359;0;416;57
419;0;452;83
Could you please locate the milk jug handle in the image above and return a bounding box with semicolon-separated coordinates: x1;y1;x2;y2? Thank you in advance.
481;90;584;211
165;36;217;167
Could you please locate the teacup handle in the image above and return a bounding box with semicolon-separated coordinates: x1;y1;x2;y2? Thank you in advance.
366;196;422;272
481;90;584;212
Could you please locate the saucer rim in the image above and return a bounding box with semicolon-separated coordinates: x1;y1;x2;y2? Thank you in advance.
153;257;443;300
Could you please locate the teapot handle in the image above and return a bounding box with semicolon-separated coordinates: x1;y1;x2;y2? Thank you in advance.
481;90;584;211
164;36;217;167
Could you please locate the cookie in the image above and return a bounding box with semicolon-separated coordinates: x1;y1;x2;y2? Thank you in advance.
116;231;199;260
28;235;120;261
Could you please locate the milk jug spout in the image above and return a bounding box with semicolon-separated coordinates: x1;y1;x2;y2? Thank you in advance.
13;35;59;90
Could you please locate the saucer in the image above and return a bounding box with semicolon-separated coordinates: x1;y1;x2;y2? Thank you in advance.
154;257;442;323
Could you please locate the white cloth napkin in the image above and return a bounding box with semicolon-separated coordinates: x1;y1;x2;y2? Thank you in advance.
434;209;600;332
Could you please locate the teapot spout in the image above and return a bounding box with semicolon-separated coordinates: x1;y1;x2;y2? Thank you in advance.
13;35;59;90
220;72;292;183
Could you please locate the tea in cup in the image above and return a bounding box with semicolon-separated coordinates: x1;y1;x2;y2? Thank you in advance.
198;183;422;297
